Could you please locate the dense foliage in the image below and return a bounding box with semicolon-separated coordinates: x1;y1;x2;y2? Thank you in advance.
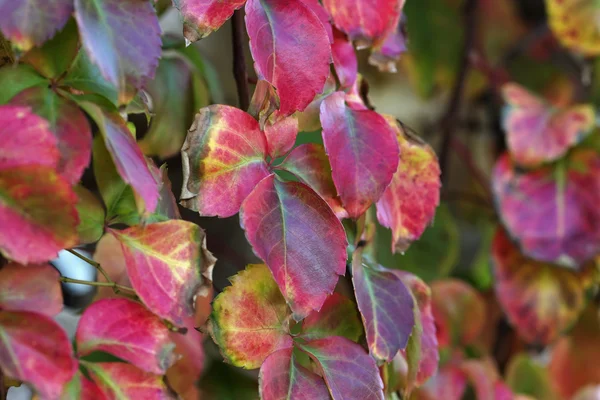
0;0;599;399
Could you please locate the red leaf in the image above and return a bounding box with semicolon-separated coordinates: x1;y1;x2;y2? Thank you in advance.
11;87;92;185
259;348;330;400
0;0;73;51
180;105;270;218
0;311;77;400
111;220;216;326
74;0;161;103
61;371;107;400
492;150;600;267
323;0;402;48
0;263;63;317
492;228;593;344
320;91;399;218
419;365;467;400
245;0;332;116
460;359;513;400
173;0;246;42
0;105;58;170
76;298;176;374
240;174;348;320
276;143;347;218
301;292;363;342
351;257;415;362
502;83;595;167
209;264;293;369
376;116;441;253
85;362;172;399
300;0;334;42
369;12;407;72
298;336;385;400
82;103;159;213
332;29;358;88
263;115;298;159
166;326;205;400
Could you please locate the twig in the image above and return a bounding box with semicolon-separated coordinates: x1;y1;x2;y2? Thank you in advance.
59;276;137;296
66;248;111;283
438;0;478;185
231;10;250;111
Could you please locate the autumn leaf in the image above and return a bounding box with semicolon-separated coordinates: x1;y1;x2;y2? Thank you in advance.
74;186;105;245
180;105;270;218
61;371;106;400
240;174;348;320
263;114;298;159
84;362;172;399
369;12;407;72
332;29;358;89
546;0;600;56
245;0;332;116
300;293;363;342
111;220;216;326
173;0;246;42
209;264;293;369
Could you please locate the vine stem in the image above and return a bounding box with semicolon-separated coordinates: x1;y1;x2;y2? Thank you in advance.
66;248;112;283
438;0;478;185
59;277;137;295
231;9;250;111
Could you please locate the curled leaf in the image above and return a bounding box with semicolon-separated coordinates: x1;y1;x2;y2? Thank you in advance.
173;0;246;42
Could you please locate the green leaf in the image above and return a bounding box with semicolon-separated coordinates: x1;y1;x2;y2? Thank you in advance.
506;354;559;400
62;50;118;105
0;64;47;104
74;185;105;245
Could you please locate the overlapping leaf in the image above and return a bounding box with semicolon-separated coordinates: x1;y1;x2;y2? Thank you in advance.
301;293;363;342
492;228;593;344
0;263;62;316
209;264;293;369
180;105;270;217
320;91;399;218
173;0;246;42
245;0;332;116
84;362;171;400
83;103;159;213
74;0;161;103
369;12;407;72
323;0;402;47
351;253;415;363
332;29;358;88
546;0;600;56
492;150;600;267
376;116;441;253
111;220;216;326
0;0;73;51
0;64;47;105
74;186;105;245
502;83;595;167
0;311;77;400
298;336;385;400
259;348;330;400
61;371;106;400
11;86;92;185
76;298;176;374
240;175;348;320
263;115;298;159
276;143;347;218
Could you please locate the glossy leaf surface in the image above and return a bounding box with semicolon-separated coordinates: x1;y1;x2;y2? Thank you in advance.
209;264;293;369
111;220;216;326
492;150;600;267
301;293;362;342
502;83;595;167
180;105;270;217
320;91;399;218
492;229;592;344
85;362;171;400
0;311;77;400
240;175;348;320
76;298;176;374
376;117;441;253
74;0;161;102
0;263;62;316
352;257;414;362
174;0;246;42
0;0;73;51
245;0;332;116
259;348;330;400
298;336;384;400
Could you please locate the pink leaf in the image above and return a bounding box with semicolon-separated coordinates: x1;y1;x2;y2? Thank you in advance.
298;336;385;400
376;116;441;253
0;263;62;317
111;220;216;327
263;114;298;159
85;362;172;399
173;0;246;42
332;29;358;88
76;298;176;374
240;174;348;320
369;12;407;72
74;0;161;103
180;105;270;218
300;0;334;42
320;91;399;218
245;0;332;116
502;83;595;167
259;348;330;400
0;0;73;51
11;87;92;185
0;311;77;400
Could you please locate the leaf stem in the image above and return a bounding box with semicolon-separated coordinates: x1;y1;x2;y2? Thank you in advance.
59;276;137;295
66;248;111;283
231;9;250;111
